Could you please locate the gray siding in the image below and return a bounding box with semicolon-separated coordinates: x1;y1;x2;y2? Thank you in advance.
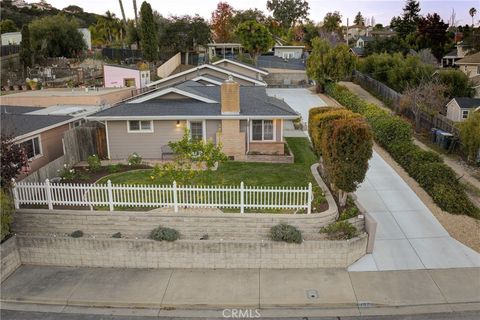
107;120;186;159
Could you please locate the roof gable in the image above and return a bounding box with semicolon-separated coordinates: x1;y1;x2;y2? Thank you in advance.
127;87;218;104
212;59;268;75
456;52;480;65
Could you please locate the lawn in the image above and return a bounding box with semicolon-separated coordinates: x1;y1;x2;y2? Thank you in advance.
98;137;318;188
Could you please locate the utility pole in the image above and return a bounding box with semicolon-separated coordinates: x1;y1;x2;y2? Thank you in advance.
346;18;349;46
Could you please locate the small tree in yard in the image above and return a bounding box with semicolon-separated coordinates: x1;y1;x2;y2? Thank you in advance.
400;80;448;133
235;20;274;63
153;129;227;184
1;134;27;188
458;112;480;165
321;118;373;206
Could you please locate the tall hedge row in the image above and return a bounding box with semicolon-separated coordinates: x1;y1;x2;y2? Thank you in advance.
325;83;479;218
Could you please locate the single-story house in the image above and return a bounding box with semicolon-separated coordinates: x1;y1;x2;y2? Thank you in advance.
207;43;243;61
147;63;267;89
442;44;471;68
0;105;87;178
446;97;480;122
88;79;299;161
273;46;305;59
455;52;480;97
103;64;150;89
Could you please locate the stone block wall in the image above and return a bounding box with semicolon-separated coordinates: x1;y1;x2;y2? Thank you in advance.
1;236;21;282
16;234;367;269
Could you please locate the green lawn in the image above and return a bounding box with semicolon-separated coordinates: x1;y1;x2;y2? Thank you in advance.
98;137;317;187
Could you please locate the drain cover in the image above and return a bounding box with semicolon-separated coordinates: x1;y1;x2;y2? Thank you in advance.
306;289;318;300
358;301;373;308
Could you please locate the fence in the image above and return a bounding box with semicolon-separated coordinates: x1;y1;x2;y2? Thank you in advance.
12;180;313;214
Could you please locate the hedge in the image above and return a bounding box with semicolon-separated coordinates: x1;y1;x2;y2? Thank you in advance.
326;83;479;218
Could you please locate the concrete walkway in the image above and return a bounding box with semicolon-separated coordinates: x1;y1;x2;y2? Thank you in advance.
350;152;480;271
1;266;479;317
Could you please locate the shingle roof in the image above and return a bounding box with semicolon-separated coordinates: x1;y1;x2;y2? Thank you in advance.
256;56;305;70
443;49;458;58
456;52;480;64
350;47;365;56
1;112;73;137
453;97;480;109
0;105;43;114
89;82;298;119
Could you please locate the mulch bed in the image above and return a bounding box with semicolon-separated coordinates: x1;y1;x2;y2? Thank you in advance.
64;164;151;184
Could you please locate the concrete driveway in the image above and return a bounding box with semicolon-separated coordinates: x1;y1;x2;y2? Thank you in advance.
272;88;480;271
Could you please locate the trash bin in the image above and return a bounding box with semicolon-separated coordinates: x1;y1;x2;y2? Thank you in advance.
436;130;445;147
440;132;454;150
431;128;438;143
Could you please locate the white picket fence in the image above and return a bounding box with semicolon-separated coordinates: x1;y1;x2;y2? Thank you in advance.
12;179;313;214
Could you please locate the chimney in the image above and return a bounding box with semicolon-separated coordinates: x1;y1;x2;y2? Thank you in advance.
221;76;240;114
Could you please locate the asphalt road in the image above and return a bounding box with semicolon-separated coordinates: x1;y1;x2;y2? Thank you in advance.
2;309;480;320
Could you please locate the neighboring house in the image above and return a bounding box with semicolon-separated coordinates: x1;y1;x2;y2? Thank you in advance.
208;43;243;61
1;32;22;46
350;47;365;57
345;24;371;41
256;56;307;87
370;30;396;38
103;64;151;89
88;79;299;161
273;46;304;59
0;87;135;107
147;63;267;89
445;97;480;122
0;105;86;179
442;44;471;68
356;36;373;48
455;52;480;97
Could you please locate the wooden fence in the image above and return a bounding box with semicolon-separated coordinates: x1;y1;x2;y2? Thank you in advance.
12;180;313;214
63;125;107;162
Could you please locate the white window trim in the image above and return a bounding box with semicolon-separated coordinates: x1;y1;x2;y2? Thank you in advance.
17;135;43;161
462;109;469;119
250;120;276;142
187;120;207;142
127;120;154;133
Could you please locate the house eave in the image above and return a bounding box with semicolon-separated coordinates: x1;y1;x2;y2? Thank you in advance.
87;115;298;121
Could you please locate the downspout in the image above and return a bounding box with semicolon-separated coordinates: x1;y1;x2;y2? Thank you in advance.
246;118;250;154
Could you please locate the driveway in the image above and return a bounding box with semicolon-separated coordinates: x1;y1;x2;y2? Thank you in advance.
273;88;480;271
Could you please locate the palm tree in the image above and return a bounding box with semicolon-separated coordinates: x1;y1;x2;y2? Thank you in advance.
470;7;477;27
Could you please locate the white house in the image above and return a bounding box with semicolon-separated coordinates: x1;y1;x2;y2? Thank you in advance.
1;32;22;46
446;97;480;122
273;46;304;59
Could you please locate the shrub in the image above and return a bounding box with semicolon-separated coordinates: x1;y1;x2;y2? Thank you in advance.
107;164;122;173
270;224;303;244
150;226;179;242
111;232;122;238
128;152;142;165
320;221;357;240
87;154;101;171
1;190;14;241
70;230;83;238
339;206;359;221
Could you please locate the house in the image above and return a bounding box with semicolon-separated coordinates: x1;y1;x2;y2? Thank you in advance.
211;59;268;80
455;52;480;97
0;87;135;107
344;24;371;41
88;79;299;161
1;32;22;46
256;55;307;87
350;47;365;57
370;30;396;38
0;105;88;178
356;36;373;49
103;64;151;89
445;98;480;122
273;46;304;59
442;44;471;68
208;43;243;61
147;63;267;89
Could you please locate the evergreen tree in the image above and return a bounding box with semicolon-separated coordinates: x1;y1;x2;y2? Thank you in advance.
19;25;33;69
354;12;365;26
139;1;158;61
391;0;421;38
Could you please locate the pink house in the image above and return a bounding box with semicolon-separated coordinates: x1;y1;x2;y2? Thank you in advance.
103;64;151;90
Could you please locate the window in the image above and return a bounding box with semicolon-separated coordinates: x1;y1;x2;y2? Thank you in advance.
19;136;42;160
251;120;274;141
128;120;153;132
189;121;204;141
124;78;136;87
282;52;294;59
462;110;469;119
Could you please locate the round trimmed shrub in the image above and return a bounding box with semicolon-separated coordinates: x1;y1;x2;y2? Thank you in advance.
320;221;357;240
70;230;83;238
270;224;302;244
150;226;179;242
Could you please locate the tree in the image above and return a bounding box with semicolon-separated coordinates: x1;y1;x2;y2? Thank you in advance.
0;19;17;34
458;112;480;165
1;134;27;188
400;80;448;132
232;8;267;26
322;11;342;33
266;0;310;29
235;20;274;62
416;13;449;60
391;0;421;38
354;12;365;26
62;5;84;14
1;190;14;241
211;2;235;43
307;38;355;92
161;15;211;53
139;1;158;61
469;7;477;27
126;19;140;47
437;69;475;98
19;25;33;69
29;15;85;58
417;48;437;66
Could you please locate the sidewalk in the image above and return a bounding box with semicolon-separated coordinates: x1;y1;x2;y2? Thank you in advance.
1;265;479;317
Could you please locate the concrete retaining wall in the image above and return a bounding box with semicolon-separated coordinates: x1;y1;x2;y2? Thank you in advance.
1;236;21;282
13;209;338;241
16;234;367;269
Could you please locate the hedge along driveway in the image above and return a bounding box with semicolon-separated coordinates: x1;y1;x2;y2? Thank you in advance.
326;83;479;219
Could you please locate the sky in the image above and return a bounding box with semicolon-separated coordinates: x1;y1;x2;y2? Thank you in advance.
36;0;479;26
